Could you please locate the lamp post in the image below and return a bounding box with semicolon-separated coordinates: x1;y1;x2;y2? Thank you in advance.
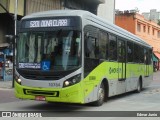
15;0;18;39
12;0;18;87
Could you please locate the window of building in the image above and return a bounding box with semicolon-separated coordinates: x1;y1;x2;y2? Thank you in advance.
137;23;141;32
153;29;155;35
143;25;146;33
148;26;150;34
158;31;160;38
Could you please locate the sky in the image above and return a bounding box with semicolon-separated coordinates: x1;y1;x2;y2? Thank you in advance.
115;0;160;13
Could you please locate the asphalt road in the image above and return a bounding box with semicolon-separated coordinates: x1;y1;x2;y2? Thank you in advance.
0;89;20;104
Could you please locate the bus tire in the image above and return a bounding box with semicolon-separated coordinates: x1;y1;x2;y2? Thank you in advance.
92;82;105;106
136;79;142;93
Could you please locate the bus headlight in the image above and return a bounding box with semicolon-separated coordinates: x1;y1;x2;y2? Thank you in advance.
63;74;81;88
17;78;22;84
15;75;21;85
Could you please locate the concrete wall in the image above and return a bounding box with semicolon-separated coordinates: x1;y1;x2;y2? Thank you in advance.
97;0;115;23
25;0;61;15
115;13;136;34
8;0;24;16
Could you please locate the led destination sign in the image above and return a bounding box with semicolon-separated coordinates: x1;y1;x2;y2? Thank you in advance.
21;17;81;29
30;19;69;28
24;19;71;28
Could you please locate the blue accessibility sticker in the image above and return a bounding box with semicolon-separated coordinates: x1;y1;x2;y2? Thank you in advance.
41;61;51;71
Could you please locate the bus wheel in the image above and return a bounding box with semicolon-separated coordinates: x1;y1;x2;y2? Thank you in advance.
93;83;105;106
136;79;142;93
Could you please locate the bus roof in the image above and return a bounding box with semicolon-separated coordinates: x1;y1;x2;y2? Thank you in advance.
22;10;152;49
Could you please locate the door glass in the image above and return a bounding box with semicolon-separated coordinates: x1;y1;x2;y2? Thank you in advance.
118;39;126;80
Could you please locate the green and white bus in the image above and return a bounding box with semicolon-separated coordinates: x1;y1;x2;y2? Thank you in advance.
15;10;153;106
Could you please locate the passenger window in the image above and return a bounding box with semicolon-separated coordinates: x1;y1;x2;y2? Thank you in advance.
127;42;134;62
109;35;117;61
85;36;99;59
139;46;144;63
133;44;140;63
99;31;109;59
118;39;125;62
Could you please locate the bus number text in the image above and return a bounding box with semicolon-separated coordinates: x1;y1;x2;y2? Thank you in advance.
49;83;61;87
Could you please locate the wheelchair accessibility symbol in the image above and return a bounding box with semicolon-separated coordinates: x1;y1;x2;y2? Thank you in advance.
41;61;51;71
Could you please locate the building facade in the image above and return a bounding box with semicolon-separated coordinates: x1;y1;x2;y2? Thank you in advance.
0;0;116;46
142;9;160;23
115;11;160;70
0;0;24;46
115;12;160;52
25;0;105;15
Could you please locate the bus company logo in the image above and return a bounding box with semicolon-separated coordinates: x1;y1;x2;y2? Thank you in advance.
1;112;42;118
109;67;121;74
2;112;11;117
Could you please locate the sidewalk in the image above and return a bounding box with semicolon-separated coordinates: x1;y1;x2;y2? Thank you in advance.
0;80;13;89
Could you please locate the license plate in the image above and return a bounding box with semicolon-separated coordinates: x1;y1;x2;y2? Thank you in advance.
35;96;46;101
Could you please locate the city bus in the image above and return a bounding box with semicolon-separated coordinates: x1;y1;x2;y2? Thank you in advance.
15;10;153;106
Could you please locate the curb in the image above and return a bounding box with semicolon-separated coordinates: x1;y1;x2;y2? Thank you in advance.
0;81;13;90
0;88;13;90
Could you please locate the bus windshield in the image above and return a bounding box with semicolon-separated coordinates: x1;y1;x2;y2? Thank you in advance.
17;30;81;71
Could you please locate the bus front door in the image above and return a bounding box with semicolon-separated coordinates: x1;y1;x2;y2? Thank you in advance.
117;40;126;94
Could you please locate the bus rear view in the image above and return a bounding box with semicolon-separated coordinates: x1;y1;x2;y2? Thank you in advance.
15;11;84;104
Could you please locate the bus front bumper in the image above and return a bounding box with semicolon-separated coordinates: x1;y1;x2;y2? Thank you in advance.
14;81;84;104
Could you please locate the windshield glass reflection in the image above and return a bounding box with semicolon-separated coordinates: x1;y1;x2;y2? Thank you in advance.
17;30;81;71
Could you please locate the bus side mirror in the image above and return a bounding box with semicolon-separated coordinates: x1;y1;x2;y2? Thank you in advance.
5;35;18;43
5;35;14;39
5;35;15;44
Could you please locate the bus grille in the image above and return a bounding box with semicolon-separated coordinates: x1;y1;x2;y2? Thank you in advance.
23;89;59;97
22;74;61;80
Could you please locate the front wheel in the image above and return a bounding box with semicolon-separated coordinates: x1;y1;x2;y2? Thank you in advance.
92;83;105;106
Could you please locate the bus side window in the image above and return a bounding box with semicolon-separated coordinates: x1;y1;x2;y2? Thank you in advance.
85;36;98;59
127;41;134;62
139;46;144;63
149;49;152;65
144;49;151;65
99;31;109;60
133;44;139;63
118;39;125;62
109;34;117;61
